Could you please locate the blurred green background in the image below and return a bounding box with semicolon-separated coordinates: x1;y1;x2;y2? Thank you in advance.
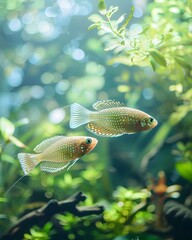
0;0;192;239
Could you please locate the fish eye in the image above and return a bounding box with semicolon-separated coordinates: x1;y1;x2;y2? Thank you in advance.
86;138;92;144
149;117;154;123
148;117;154;126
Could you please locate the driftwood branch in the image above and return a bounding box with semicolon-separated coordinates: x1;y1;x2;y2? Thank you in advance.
1;192;104;240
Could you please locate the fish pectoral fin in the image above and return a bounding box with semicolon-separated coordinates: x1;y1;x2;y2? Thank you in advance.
34;136;65;153
93;100;124;111
67;159;79;170
40;160;78;172
86;122;123;137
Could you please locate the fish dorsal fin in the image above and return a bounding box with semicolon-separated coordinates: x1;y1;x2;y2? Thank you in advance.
93;100;124;111
34;136;65;153
86;122;124;137
40;159;79;172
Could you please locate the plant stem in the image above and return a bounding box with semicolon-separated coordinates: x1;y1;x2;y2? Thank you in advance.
0;141;7;194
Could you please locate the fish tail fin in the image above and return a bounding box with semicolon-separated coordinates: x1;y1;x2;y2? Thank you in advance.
69;103;91;129
18;153;39;175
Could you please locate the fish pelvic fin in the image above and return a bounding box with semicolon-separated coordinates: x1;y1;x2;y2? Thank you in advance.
69;103;91;129
86;122;124;137
18;153;39;175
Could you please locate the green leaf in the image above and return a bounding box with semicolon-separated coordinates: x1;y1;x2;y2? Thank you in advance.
88;23;101;31
0;197;7;203
106;6;119;18
108;56;131;65
0;117;15;140
104;44;119;51
23;233;32;240
15;118;29;127
175;57;191;70
115;14;125;27
1;153;16;164
9;135;27;148
140;25;150;34
149;49;167;67
98;0;106;15
176;161;192;182
88;14;103;23
188;0;192;13
150;58;157;71
119;6;134;33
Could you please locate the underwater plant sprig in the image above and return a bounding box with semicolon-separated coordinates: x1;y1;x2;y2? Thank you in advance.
89;0;192;71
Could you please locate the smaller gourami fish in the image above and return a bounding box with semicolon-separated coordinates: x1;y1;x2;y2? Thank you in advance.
69;100;158;137
18;136;98;175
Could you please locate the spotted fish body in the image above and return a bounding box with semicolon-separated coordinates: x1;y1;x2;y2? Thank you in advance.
70;100;158;137
18;136;98;175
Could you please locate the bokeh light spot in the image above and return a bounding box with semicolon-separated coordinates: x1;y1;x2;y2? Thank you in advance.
30;85;45;99
28;53;42;65
41;72;54;84
7;67;23;87
45;7;58;18
72;48;85;61
8;18;22;32
129;24;142;35
133;7;143;18
49;108;65;123
142;88;154;100
38;21;53;34
22;13;34;24
55;80;70;95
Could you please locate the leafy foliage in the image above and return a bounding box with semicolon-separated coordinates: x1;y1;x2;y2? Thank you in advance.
0;0;192;240
56;187;154;240
90;0;192;72
174;142;192;182
24;223;54;240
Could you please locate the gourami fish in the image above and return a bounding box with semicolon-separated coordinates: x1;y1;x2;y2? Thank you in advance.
18;136;98;175
70;100;158;137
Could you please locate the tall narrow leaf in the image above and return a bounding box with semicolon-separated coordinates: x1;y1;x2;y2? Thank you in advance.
119;6;134;33
175;57;191;70
98;0;106;15
0;118;15;140
149;49;167;67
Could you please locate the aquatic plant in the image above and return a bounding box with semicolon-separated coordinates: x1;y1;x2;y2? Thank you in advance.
0;0;192;240
90;0;192;71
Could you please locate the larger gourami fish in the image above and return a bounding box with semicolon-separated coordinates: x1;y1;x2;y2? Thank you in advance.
70;100;158;137
18;136;98;175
